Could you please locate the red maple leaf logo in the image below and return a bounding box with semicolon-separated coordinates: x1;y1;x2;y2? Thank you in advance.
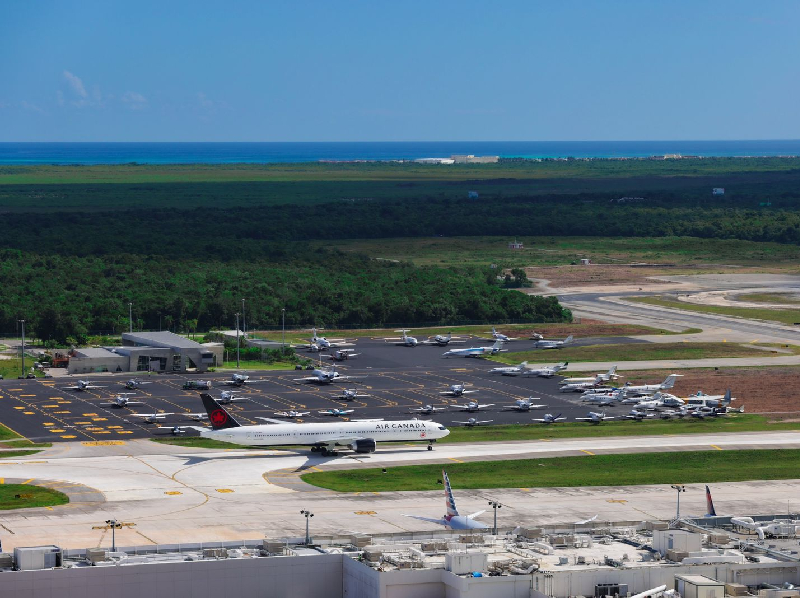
210;409;228;426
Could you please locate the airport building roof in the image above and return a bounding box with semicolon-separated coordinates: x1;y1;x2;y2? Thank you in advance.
122;331;204;350
74;347;121;359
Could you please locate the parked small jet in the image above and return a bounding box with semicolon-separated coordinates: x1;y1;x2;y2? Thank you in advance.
531;335;573;349
321;349;360;361
318;408;355;417
622;409;650;421
560;376;609;393
442;341;505;358
294;368;360;385
561;366;618;385
214;390;248;404
488;361;529;375
420;333;467;347
622;374;681;396
63;380;106;391
454;417;493;427
519;362;569;378
403;470;488;530
130;412;174;424
183;413;208;421
684;389;734;408
274;410;310;419
486;327;519;342
123;379;153;390
332;388;370;401
634;392;685;411
182;380;211;390
385;330;418;347
155;426;187;435
99;394;145;408
532;413;566;424
439;383;477;397
222;373;269;386
296;328;355;353
575;411;615;424
580;389;624;405
409;405;446;415
451;401;494;412
504;398;547;412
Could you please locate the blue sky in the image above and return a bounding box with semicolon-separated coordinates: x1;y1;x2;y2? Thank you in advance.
1;0;799;141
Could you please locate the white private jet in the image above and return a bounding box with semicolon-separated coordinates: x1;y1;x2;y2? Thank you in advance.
294;367;360;385
191;394;450;455
321;349;360;361
504;398;547;412
318;408;355;417
560;376;610;393
420;333;467;347
274;410;310;419
531;335;573;349
213;390;248;404
130;412;175;424
575;411;615;424
123;379;153;390
99;394;145;408
580;388;625;405
183;413;208;421
442;340;505;358
634;392;685;411
332;388;371;401
622;409;651;421
155;426;187;436
561;366;619;385
486;327;519;342
684;389;734;408
409;405;446;415
488;361;529;375
454;417;493;427
296;328;354;353
622;374;681;396
63;380;107;391
451;401;494;413
222;373;269;386
439;383;477;397
520;362;569;378
403;470;487;530
385;330;419;347
532;413;566;424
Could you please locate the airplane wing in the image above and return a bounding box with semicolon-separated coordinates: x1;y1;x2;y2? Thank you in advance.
340;409;355;414
256;417;287;424
467;509;487;519
526;404;546;409
131;412;174;418
402;515;448;526
453;421;473;425
180;425;210;432
478;404;495;409
450;405;470;410
574;417;593;422
574;515;598;525
293;376;321;383
85;385;107;389
474;420;493;424
602;416;616;420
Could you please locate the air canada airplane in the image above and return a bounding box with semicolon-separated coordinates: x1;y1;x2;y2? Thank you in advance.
442;340;505;358
403;470;488;530
193;394;450;455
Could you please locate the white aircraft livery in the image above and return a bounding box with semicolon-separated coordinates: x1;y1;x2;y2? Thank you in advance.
197;394;449;456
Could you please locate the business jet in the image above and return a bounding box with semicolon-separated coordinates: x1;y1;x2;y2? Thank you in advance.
560;376;609;393
332;388;370;401
409;405;446;415
580;389;624;405
488;361;529;375
622;374;681;396
439;383;477;397
222;373;269;386
296;328;355;353
191;393;450;455
384;330;418;347
684;389;734;408
531;335;573;349
454;417;493;427
99;394;145;408
561;366;618;385
63;380;107;391
634;392;685;411
622;409;651;421
130;412;175;424
213;390;248;404
486;327;519;342
123;379;153;390
519;362;569;378
532;413;566;424
451;401;494;412
274;410;310;419
442;340;505;358
420;333;467;347
504;398;546;412
183;413;208;421
155;426;187;436
318;408;355;417
575;411;615;424
321;349;360;361
294;367;360;385
403;470;488;529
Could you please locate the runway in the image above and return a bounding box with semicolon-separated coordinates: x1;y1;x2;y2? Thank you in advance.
0;430;798;551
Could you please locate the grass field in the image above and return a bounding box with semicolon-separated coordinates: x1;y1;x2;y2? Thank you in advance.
300;449;800;492
630;296;800;326
0;484;69;510
220;360;298;371
0;450;44;458
737;292;800;305
492;342;797;365
0;357;46;380
0;423;50;449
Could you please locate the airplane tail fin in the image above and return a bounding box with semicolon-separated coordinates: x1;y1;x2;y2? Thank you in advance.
492;340;503;350
662;374;677;389
607;365;617;377
559;361;569;371
520;361;528;369
564;335;573;344
706;485;717;517
200;393;241;430
442;470;459;517
722;389;732;406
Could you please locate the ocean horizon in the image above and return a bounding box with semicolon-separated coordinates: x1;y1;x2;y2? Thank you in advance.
1;140;800;165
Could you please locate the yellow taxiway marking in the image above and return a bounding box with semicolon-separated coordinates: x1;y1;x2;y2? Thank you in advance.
92;417;108;421
579;449;595;455
60;435;77;439
53;411;70;414
42;405;58;408
539;439;553;442
49;429;65;433
710;444;723;451
82;413;98;417
447;457;465;463
20;394;36;397
14;407;25;410
57;401;71;404
49;397;64;400
0;478;3;484
519;488;530;492
751;339;759;343
23;411;35;415
42;422;55;426
606;499;628;504
216;489;234;493
21;478;34;485
164;491;182;495
355;511;376;515
308;466;323;472
9;389;23;392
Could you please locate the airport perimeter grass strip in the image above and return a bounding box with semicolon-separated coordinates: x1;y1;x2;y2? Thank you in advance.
300;449;800;492
0;450;44;458
150;415;798;449
492;342;799;365
0;424;51;448
629;296;800;326
0;484;68;511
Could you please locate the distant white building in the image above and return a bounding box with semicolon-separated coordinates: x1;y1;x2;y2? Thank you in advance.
414;158;455;165
451;155;500;164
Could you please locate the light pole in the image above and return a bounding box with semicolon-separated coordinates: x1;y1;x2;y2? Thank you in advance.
300;509;314;545
241;298;246;339
128;303;133;334
488;500;502;535
105;519;120;552
671;485;685;521
281;308;286;350
235;313;241;369
19;319;25;378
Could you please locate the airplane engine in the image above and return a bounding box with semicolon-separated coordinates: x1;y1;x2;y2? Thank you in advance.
349;438;376;454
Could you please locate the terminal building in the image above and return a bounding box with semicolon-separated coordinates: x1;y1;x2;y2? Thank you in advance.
66;331;223;375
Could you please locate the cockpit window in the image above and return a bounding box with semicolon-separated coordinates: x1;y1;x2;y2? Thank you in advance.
438;426;447;430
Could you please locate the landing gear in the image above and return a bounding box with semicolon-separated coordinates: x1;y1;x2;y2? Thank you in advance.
311;446;321;453
427;445;433;451
321;448;339;457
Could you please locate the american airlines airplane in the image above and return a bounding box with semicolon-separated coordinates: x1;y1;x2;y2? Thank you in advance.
193;394;449;456
403;470;488;530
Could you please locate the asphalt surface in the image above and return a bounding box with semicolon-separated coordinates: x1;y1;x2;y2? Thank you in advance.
0;337;635;443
